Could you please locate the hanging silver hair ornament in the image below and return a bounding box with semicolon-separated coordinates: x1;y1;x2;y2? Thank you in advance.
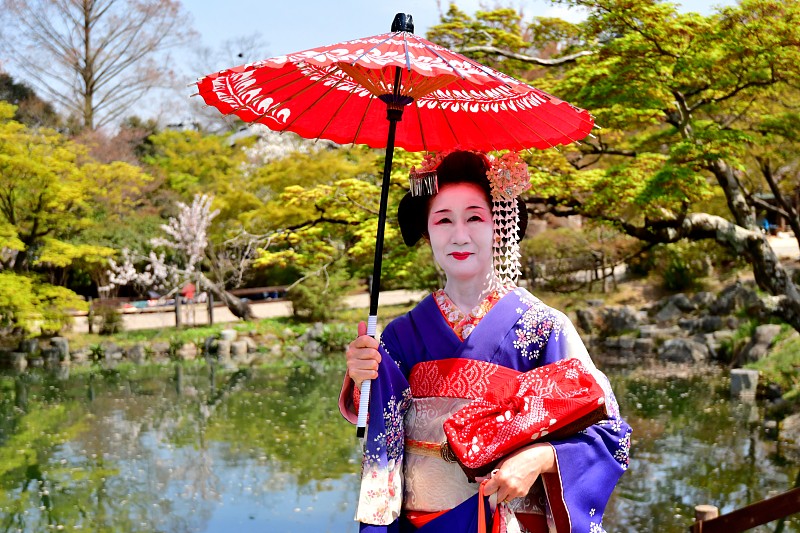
487;152;531;287
409;169;439;197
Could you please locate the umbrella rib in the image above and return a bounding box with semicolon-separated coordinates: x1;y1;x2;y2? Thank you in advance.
458;55;514;86
402;32;412;72
351;94;377;145
212;68;303;115
413;102;428;152
489;93;558;149
350;32;397;66
523;90;594;136
486;102;550;150
315;85;358;142
245;67;348;124
251;68;341;114
412;36;468;80
276;73;353;133
511;94;592;146
426;92;462;147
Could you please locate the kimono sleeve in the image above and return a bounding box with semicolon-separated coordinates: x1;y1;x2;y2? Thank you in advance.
540;314;632;532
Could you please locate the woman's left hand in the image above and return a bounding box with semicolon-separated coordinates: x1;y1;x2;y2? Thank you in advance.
478;443;556;503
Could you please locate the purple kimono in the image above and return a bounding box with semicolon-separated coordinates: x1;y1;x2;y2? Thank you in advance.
340;288;631;532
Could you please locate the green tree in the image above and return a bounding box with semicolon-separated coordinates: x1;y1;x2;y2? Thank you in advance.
253;148;434;293
0;72;59;128
431;0;800;331
0;102;152;334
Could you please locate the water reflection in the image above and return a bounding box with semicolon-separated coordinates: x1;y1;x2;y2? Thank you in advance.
0;363;796;532
604;373;798;532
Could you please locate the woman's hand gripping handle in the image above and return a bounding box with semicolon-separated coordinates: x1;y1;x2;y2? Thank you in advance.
346;319;381;438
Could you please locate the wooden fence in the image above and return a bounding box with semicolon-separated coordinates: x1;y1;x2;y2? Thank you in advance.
690;488;800;532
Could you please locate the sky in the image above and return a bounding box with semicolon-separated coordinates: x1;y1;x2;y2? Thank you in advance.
163;0;734;126
186;0;736;63
1;0;738;127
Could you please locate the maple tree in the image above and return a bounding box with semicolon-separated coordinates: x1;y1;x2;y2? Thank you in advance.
429;0;800;330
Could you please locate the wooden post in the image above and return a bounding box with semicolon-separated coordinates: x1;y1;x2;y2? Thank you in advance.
175;295;182;328
207;291;214;326
87;297;94;334
692;504;719;532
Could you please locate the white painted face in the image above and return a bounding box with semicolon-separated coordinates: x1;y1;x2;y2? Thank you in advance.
426;182;494;285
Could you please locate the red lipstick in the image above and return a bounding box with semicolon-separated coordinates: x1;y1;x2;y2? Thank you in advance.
451;252;471;261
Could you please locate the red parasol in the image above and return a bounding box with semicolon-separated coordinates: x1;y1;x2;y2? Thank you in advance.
195;13;594;438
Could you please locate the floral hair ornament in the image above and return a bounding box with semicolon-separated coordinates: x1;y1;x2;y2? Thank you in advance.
408;149;531;287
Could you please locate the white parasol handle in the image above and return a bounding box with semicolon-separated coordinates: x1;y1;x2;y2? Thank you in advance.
356;314;378;438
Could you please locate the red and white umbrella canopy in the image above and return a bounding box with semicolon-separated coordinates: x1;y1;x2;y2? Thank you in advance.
195;30;593;152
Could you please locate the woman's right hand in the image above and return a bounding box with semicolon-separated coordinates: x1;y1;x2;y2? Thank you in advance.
346;321;381;389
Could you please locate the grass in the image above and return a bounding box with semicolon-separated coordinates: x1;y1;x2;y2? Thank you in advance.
748;335;800;402
65;301;420;351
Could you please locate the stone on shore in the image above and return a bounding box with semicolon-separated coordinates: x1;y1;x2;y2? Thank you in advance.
738;324;782;364
600;306;640;336
231;340;248;358
220;329;238;342
779;413;800;460
658;338;710;364
50;337;70;361
654;301;682;324
178;343;198;361
126;344;148;365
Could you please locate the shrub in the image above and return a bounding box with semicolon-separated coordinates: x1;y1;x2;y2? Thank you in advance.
287;265;358;322
0;272;87;336
94;301;124;335
520;228;596;292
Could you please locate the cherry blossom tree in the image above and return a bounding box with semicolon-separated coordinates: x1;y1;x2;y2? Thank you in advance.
106;194;254;320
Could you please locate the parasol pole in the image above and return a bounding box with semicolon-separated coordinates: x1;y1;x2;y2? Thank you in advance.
356;102;404;439
356;12;413;439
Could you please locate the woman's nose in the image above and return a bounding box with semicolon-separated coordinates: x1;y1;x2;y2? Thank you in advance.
452;221;470;243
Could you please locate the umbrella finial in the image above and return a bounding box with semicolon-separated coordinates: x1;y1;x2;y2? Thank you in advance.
391;13;414;33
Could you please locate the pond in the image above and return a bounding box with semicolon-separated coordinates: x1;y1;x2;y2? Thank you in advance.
0;361;797;532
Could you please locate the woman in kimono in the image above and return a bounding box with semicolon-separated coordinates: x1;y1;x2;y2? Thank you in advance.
340;150;631;532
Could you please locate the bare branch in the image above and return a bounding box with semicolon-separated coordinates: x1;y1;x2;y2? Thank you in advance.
1;0;196;129
457;45;594;65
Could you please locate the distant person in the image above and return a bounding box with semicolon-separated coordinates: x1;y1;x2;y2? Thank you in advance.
340;150;631;532
180;282;196;302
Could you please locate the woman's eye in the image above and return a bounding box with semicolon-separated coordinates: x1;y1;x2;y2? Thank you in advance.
434;217;451;225
468;215;484;222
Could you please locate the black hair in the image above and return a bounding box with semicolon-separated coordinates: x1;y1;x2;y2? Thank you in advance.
397;150;528;246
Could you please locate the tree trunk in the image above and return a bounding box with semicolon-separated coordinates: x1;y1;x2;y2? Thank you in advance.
678;213;800;332
198;273;254;321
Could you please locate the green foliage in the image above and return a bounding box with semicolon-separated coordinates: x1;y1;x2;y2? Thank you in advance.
522;227;596;291
632;239;744;290
747;335;800;402
286;265;359;322
655;242;712;291
0;272;87;335
143;129;248;197
0;102;158;332
92;301;124;335
167;337;184;360
520;225;635;292
253;148;419;290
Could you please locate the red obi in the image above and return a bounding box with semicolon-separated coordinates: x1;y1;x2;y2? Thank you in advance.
442;358;607;479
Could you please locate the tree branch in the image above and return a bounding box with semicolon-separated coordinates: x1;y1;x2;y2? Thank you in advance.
456;45;595;65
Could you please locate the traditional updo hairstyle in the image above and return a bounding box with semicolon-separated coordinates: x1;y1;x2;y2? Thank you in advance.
397;150;528;246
